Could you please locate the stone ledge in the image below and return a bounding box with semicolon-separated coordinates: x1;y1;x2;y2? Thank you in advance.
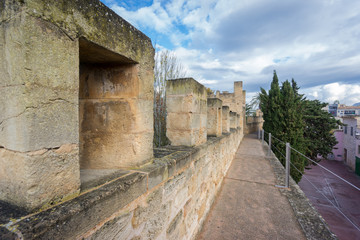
0;131;239;239
264;145;338;240
0;172;147;239
80;169;129;192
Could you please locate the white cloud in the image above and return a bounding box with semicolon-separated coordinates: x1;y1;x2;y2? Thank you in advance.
104;0;360;103
110;2;173;34
302;83;360;105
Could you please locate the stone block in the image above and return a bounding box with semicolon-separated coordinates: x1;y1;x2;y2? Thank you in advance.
0;14;79;153
222;106;230;133
166;209;185;240
137;161;168;190
79;98;153;169
1;0;155;209
167;112;193;130
230;111;237;129
89;213;133;240
0;145;80;210
172;150;194;171
11;172;147;239
236;113;241;128
80;169;129;192
132;187;163;228
164;171;187;200
154;157;177;178
207;98;223;137
166;78;207;146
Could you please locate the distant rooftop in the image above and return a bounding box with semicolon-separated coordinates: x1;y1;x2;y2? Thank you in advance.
338;106;360;110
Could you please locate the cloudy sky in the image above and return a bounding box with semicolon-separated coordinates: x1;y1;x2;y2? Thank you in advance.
101;0;360;106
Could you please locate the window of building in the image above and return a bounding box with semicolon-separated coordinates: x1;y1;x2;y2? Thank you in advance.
345;110;355;115
351;127;353;136
344;126;347;134
358;145;360;154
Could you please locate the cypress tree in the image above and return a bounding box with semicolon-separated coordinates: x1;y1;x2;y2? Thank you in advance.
260;70;282;135
279;80;306;182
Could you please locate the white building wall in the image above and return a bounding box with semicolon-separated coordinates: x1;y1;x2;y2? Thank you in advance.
343;117;360;170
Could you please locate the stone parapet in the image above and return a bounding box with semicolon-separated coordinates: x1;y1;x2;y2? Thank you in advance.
0;0;154;210
0;130;243;240
236;113;240;128
230;111;237;129
166;78;207;146
222;106;230;134
207;98;223;137
245;116;264;134
216;81;245;138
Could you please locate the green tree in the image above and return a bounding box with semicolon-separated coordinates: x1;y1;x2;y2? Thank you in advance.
279;80;306;182
259;71;341;182
260;70;282;136
260;72;305;182
303;100;341;162
245;103;254;117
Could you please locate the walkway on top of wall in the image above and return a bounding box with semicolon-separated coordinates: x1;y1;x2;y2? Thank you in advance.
197;133;335;240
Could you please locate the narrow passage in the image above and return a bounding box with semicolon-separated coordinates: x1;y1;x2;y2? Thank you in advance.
197;134;306;240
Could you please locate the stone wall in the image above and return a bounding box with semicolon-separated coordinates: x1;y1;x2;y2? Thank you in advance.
166;78;207;146
245;110;264;134
222;106;230;134
216;81;246;136
207;98;223;137
0;1;245;239
0;0;154;210
0;124;242;240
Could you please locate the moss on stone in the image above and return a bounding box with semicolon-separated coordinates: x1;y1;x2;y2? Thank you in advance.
166;78;207;97
23;0;154;63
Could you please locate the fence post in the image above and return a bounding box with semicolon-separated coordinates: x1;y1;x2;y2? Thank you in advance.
285;142;290;188
258;127;260;139
261;129;264;145
268;133;272;156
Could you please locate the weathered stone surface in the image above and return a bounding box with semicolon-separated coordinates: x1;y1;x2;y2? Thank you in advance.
137;162;168;190
131;188;171;240
230;111;237;129
79;98;153;169
166;78;207;146
0;200;28;225
89;212;133;240
167;209;185;239
132;187;163;228
222;106;230;133
0;13;79;152
0;145;80;210
207;98;223;137
2;172;147;239
217;81;245;136
0;128;243;240
80;169;129;191
236;113;240;128
1;0;155;209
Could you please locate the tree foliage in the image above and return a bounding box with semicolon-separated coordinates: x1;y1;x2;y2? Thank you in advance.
153;50;186;147
259;71;339;183
303;100;341;161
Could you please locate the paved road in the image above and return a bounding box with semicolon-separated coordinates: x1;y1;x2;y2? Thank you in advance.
299;160;360;240
197;134;306;240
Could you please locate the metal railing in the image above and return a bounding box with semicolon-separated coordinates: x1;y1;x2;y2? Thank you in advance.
257;128;360;233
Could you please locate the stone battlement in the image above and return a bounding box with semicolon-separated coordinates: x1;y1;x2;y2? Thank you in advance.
0;1;245;239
